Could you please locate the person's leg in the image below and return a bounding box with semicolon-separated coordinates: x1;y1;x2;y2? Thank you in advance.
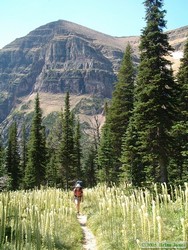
77;200;80;214
75;198;80;214
75;198;78;213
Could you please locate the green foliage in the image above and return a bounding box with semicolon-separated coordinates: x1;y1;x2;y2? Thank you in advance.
59;92;76;188
98;44;135;184
121;0;180;185
45;112;63;187
46;102;85;188
73;119;82;180
108;43;135;153
82;145;97;187
42;112;59;133
97;123;115;184
45;153;60;187
169;37;188;184
24;93;46;189
20;100;32;110
4;122;20;190
19;123;28;189
73;97;105;115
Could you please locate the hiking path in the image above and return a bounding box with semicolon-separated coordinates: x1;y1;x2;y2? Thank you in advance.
77;214;97;250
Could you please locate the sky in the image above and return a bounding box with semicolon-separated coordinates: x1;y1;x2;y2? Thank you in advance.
0;0;188;49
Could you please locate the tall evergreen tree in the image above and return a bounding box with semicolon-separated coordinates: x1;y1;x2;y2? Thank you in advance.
97;123;115;184
24;93;46;189
109;44;135;154
83;145;97;187
121;0;180;185
97;102;114;184
5;122;20;190
19;123;28;188
169;37;188;184
99;44;135;182
46;112;64;187
46;153;59;187
74;118;82;180
59;92;75;189
0;135;7;190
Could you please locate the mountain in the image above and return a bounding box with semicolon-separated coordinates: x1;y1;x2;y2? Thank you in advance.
0;20;187;131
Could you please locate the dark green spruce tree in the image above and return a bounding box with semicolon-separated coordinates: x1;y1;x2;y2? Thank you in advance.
99;44;135;183
121;0;180;185
97;102;115;184
24;93;46;189
73;118;82;180
97;123;115;184
169;38;188;184
59;92;75;189
46;112;64;187
0;135;6;190
83;145;97;187
46;153;59;187
19;123;28;188
5;122;20;190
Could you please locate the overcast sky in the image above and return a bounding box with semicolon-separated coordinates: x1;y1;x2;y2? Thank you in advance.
0;0;188;49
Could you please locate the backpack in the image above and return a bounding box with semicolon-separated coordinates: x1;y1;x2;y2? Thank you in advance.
74;181;83;197
75;180;83;188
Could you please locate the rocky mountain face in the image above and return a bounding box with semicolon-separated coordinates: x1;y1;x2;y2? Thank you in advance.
0;20;187;124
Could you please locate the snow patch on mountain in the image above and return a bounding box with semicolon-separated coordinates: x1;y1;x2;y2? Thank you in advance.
171;51;183;59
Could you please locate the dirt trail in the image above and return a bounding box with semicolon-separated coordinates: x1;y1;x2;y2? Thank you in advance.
77;214;97;250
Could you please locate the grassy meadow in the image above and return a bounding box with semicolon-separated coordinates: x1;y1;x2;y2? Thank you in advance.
0;183;188;249
84;183;188;249
0;188;83;250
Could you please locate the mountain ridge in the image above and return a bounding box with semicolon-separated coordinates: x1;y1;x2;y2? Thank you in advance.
2;20;139;51
0;20;187;131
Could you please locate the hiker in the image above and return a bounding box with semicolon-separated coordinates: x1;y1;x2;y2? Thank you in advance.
73;183;83;215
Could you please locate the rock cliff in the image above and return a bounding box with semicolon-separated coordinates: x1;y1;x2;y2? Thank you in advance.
0;20;187;123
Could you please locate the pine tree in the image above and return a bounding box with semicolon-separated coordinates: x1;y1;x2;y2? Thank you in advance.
106;44;135;180
59;92;75;189
46;153;59;187
121;0;180;185
0;135;7;190
97;122;115;184
19;123;28;188
46;112;64;187
169;38;188;184
74;118;82;180
83;145;97;188
24;93;46;189
46;111;64;152
121;115;146;186
96;101;112;183
5;122;20;190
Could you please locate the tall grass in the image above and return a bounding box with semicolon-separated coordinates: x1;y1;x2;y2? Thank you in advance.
0;188;82;250
83;183;188;250
1;184;187;249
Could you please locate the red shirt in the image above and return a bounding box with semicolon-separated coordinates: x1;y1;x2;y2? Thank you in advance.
74;188;83;197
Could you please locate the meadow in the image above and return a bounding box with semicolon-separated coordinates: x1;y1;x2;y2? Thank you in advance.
0;183;187;249
85;183;188;249
0;188;83;249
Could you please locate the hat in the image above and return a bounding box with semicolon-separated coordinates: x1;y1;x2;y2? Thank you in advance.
75;183;81;188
